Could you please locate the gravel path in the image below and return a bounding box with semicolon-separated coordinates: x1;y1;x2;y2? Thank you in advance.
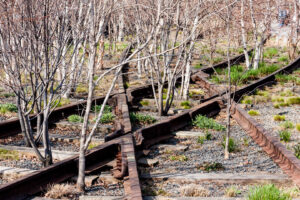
0;158;43;170
141;180;249;198
244;102;300;149
139;110;283;176
0;134;80;152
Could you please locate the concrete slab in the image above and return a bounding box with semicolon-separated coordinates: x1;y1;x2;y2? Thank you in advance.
172;131;205;138
140;172;292;185
151;144;188;152
0;145;77;160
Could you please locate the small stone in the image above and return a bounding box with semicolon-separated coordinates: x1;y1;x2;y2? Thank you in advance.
99;173;120;185
138;158;159;167
85;175;99;187
173;131;205;138
151;144;188;152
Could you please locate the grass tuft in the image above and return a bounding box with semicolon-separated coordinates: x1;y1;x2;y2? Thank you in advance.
0;149;19;160
180;101;191;109
169;155;188;162
140;100;149;106
296;124;300;132
280;121;294;129
45;184;77;199
248;110;260;116
0;103;18;114
273;115;285;121
225;186;241;197
248;184;290;200
130;113;157;125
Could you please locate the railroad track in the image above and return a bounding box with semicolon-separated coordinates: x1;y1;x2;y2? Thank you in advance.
0;46;299;199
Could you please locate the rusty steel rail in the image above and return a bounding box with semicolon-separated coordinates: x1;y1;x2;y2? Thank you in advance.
0;44;143;200
1;43;299;199
192;54;300;103
231;102;300;186
134;98;223;150
0;137;121;200
190;55;300;187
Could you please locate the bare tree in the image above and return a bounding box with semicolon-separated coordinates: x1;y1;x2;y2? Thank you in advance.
0;0;77;166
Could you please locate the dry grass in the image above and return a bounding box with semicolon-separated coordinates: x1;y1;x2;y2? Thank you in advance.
180;184;210;197
45;183;78;199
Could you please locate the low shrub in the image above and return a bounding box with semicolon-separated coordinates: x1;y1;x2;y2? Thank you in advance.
248;110;260;116
247;184;290;200
68;115;83;123
192;115;225;131
130;113;157;125
279;130;291;142
273;115;285;121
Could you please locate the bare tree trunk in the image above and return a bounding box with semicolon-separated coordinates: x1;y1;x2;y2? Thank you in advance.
224;1;232;160
241;0;251;69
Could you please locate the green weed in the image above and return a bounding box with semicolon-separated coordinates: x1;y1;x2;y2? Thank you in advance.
140;100;149;106
280;121;294;129
247;184;290;200
99;113;115;124
192;115;225;131
68;115;83;123
248;110;260;116
294;143;300;159
263;47;279;59
279;130;291;142
274;115;285;121
0;103;18;114
130;113;157;125
222;137;238;153
92;105;112;113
